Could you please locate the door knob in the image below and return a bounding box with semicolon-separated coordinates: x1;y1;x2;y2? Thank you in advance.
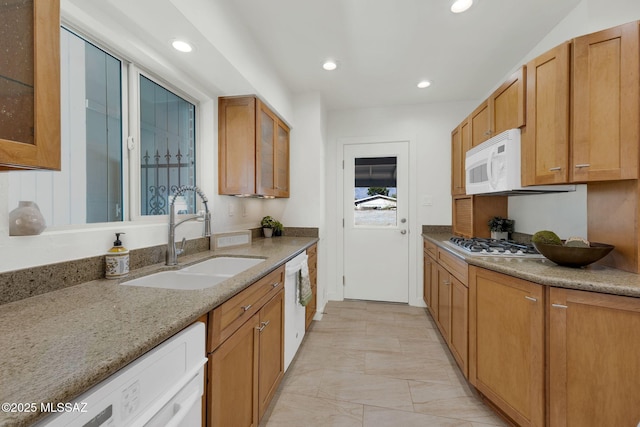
400;218;407;223
400;229;407;235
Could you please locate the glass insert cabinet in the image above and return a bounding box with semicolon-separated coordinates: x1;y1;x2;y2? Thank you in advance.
0;0;60;170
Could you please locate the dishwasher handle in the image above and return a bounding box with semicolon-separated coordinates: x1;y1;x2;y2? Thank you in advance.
164;389;201;427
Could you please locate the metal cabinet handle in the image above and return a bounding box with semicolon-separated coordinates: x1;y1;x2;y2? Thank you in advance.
241;304;252;312
272;282;279;288
442;280;450;286
400;230;407;235
549;167;562;171
525;296;538;302
575;164;591;168
257;320;270;332
552;303;568;309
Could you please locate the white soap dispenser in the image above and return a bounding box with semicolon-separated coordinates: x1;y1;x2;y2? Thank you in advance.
106;232;130;279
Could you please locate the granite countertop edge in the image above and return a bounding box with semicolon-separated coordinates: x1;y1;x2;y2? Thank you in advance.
423;232;640;298
0;236;318;427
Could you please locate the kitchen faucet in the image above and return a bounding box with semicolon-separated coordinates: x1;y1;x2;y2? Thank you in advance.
166;185;211;266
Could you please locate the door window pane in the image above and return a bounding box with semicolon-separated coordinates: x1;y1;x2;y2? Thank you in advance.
354;157;397;226
139;76;196;215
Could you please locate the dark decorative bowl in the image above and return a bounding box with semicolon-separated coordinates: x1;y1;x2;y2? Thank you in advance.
533;241;615;268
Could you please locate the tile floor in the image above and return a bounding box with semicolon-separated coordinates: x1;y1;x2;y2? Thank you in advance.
260;300;507;427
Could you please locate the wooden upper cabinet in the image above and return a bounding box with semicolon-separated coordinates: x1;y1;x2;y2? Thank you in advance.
521;42;571;186
218;95;290;197
0;0;60;171
571;21;640;182
469;67;526;148
490;67;526;135
256;102;290;197
451;120;470;195
470;101;490;147
549;287;640;426
218;96;256;195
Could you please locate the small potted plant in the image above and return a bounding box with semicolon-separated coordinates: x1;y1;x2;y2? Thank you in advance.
261;216;277;238
488;216;514;240
273;220;284;237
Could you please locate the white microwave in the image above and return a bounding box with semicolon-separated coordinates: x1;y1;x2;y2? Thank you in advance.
465;129;575;195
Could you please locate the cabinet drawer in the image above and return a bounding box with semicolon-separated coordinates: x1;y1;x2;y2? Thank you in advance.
209;266;284;350
437;248;468;285
424;239;437;257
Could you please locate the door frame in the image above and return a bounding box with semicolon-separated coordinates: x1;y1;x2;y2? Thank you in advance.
335;135;422;306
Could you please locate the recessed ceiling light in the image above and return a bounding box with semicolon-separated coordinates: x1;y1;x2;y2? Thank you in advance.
172;40;193;53
417;80;432;89
322;60;338;71
450;0;473;13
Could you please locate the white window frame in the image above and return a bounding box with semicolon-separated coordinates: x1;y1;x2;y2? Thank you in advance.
22;22;207;229
127;65;202;223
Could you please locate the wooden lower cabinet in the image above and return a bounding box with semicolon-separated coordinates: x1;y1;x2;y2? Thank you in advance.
423;240;468;377
305;244;318;330
209;313;260;427
258;290;285;419
449;275;468;376
208;288;285;427
548;287;640;426
469;267;544;427
422;250;435;311
436;264;451;339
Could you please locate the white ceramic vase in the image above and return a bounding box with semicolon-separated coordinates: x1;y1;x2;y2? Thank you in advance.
263;227;273;238
9;201;46;236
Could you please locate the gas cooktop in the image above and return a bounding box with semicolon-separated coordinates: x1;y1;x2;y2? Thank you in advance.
442;237;544;258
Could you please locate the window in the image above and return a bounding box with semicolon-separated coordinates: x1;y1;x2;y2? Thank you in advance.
353;157;398;226
8;28;198;226
139;76;196;216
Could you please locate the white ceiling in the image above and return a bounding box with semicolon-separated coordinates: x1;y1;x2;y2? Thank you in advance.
224;0;582;110
65;0;582;112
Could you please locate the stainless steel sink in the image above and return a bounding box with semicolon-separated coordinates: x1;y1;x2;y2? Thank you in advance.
121;256;265;290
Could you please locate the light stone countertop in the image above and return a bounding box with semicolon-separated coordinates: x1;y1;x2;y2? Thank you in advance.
424;233;640;298
0;236;318;427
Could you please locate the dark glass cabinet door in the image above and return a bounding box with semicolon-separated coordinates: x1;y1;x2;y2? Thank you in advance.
0;0;60;170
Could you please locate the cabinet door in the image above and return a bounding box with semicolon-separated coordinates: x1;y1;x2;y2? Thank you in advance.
209;314;260;427
274;121;290;197
0;0;60;171
218;96;257;195
449;275;468;378
490;67;526;135
470;101;490;147
549;288;640;427
256;102;277;196
572;22;640;182
451;126;463;195
423;251;434;308
469;267;544;427
522;42;570;185
436;265;451;339
258;290;285;419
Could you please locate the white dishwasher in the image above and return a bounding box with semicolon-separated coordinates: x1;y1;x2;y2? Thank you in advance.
35;322;207;427
284;252;308;371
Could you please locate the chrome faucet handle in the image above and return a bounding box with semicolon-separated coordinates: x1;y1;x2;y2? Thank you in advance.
176;237;187;256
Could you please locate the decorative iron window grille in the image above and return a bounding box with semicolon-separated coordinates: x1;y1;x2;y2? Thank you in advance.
139;75;196;216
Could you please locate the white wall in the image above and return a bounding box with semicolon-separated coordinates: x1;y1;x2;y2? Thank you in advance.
501;0;640;237
324;101;475;306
